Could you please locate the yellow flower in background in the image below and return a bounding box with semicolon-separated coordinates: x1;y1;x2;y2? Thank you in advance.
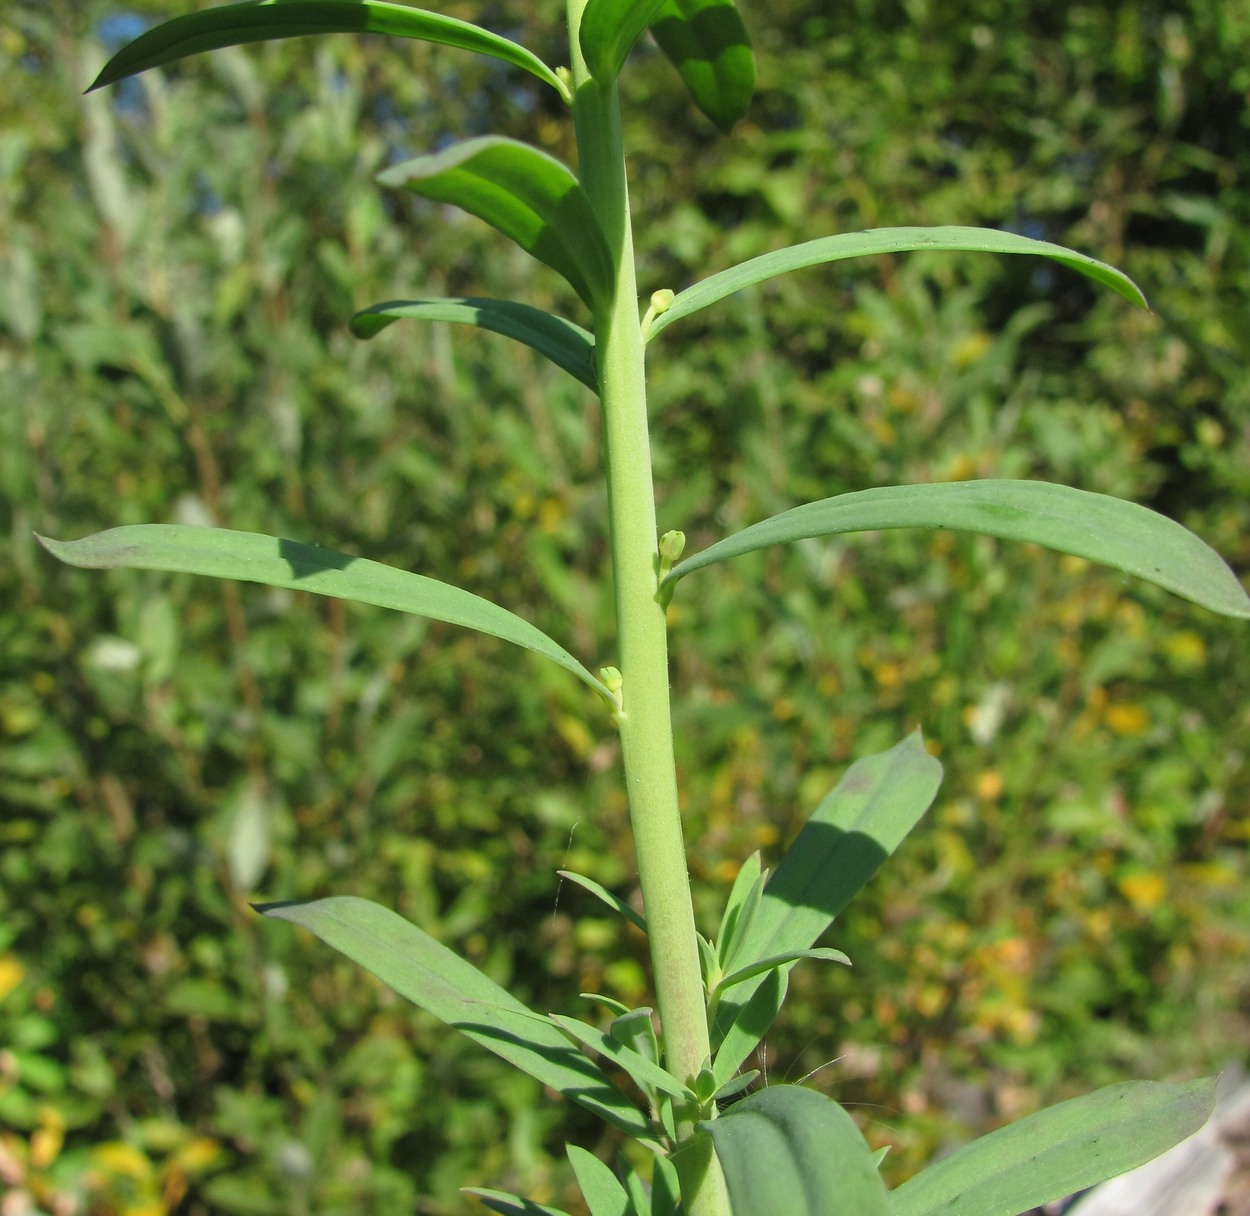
30;1109;65;1170
951;330;992;369
537;497;566;534
1104;702;1149;735
751;822;779;848
946;452;978;480
0;955;24;1003
171;1137;221;1174
90;1141;152;1180
1165;631;1207;669
1118;871;1167;913
554;712;595;760
87;1140;164;1216
161;1137;224;1209
873;660;903;689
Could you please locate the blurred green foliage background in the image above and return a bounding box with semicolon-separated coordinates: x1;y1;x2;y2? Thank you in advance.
2;0;1248;1211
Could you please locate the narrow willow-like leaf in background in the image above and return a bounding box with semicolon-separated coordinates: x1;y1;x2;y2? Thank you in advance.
465;1188;573;1216
38;527;615;701
257;898;654;1139
580;0;670;81
890;1077;1217;1216
663;481;1250;619
379;138;614;311
645;226;1147;341
694;1086;889;1216
568;1145;632;1216
713;732;942;1082
649;0;755;133
550;1014;692;1100
557;870;649;934
351;297;598;392
88;0;570;98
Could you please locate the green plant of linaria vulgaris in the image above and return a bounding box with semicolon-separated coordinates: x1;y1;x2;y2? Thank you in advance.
42;2;1249;1214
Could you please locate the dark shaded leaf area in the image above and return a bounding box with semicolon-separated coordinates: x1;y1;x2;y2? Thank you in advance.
2;0;1246;1211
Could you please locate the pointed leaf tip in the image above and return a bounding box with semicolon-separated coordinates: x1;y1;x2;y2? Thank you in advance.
890;1076;1217;1216
647;227;1146;342
666;481;1250;620
465;1187;573;1216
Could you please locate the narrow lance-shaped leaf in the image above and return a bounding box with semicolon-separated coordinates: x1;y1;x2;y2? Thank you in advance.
621;1167;651;1216
645;226;1148;342
465;1189;572;1216
89;0;570;99
706;947;848;1029
379;138;614;312
352;297;598;393
580;992;632;1018
557;870;648;934
697;933;720;988
609;1009;662;1086
567;1146;631;1216
715;850;763;970
713;732;942;1082
257;897;654;1140
38;526;616;702
714;946;849;997
890;1077;1217;1216
550;1014;692;1101
650;0;755;133
663;481;1250;620
693;1086;889;1216
713;969;787;1090
579;0;670;81
712;1070;758;1102
651;1155;681;1216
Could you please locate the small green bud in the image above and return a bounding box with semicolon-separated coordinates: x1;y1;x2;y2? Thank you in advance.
600;666;623;697
640;288;676;340
659;529;686;565
657;531;687;607
693;1064;719;1105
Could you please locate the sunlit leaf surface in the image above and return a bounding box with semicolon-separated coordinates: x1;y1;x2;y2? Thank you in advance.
39;526;614;700
665;480;1250;619
89;0;568;97
646;227;1147;341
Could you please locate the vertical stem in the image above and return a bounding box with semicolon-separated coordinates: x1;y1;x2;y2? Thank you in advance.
564;0;716;1152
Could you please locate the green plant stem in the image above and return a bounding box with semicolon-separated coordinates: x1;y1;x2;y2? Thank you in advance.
564;0;722;1192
